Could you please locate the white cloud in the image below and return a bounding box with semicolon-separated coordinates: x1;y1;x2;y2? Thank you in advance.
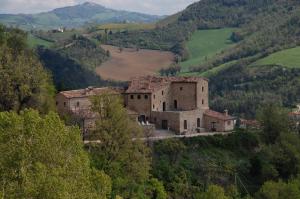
0;0;199;15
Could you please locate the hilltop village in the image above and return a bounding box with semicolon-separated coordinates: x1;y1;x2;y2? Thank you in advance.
56;76;235;137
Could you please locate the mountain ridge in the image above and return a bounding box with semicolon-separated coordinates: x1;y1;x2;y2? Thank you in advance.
0;1;162;30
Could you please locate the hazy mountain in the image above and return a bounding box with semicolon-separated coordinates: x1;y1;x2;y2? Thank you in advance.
0;2;162;30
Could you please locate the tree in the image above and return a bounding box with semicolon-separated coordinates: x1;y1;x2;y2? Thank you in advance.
201;185;230;199
257;104;290;144
0;27;55;113
255;179;300;199
89;93;151;198
0;109;111;199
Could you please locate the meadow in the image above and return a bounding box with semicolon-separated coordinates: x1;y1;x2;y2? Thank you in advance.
180;28;237;72
252;46;300;68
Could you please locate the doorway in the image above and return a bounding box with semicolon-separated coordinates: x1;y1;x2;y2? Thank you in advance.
162;120;168;130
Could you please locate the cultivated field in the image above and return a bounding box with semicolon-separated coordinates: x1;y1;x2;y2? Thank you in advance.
96;45;175;81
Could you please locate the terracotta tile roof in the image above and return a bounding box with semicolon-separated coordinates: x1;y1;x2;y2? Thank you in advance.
289;112;300;116
126;76;208;93
240;119;260;127
59;87;124;99
204;110;235;121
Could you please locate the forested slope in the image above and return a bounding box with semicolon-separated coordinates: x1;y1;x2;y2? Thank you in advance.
106;0;300;117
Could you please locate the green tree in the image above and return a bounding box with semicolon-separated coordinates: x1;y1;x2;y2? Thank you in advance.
0;27;55;113
255;179;300;199
201;185;230;199
0;109;111;199
257;104;290;144
89;93;151;198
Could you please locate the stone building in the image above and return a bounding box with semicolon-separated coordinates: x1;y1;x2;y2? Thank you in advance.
124;76;234;134
56;87;123;132
56;76;235;135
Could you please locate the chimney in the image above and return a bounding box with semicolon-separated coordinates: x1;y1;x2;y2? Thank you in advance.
224;109;229;116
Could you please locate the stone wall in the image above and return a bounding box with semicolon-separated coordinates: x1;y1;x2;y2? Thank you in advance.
152;109;206;134
196;79;209;109
125;93;152;120
171;82;197;111
203;115;234;132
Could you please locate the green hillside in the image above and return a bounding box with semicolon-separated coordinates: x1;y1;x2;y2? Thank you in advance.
180;28;236;71
253;47;300;68
0;2;161;30
27;34;54;48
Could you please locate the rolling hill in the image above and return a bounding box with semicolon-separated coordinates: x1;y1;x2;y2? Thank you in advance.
0;2;162;30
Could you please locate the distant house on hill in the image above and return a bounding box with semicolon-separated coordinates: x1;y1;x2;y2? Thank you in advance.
56;76;235;135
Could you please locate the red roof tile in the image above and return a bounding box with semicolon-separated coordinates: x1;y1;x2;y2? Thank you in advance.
204;110;234;121
126;76;208;93
59;87;124;98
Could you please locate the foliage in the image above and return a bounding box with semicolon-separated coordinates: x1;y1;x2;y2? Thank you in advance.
0;109;111;199
255;179;300;199
56;35;108;71
159;63;181;76
151;105;300;198
89;93;152;198
0;26;55;113
37;47;122;91
257;104;290;144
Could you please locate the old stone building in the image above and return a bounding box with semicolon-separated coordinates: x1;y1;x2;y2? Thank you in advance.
124;76;234;134
56;76;235;135
56;87;123;132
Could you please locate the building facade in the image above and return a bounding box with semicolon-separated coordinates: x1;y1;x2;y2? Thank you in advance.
56;76;235;135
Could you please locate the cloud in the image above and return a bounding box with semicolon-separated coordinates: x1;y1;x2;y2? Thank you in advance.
0;0;199;15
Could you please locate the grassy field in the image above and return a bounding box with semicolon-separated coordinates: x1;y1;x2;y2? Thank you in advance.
180;28;237;72
27;34;53;48
253;46;300;68
96;45;174;81
96;23;155;31
200;60;237;78
180;60;237;78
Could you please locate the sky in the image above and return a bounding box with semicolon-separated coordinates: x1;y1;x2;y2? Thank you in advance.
0;0;199;15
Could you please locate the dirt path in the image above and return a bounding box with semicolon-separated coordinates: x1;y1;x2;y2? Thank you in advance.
96;45;175;81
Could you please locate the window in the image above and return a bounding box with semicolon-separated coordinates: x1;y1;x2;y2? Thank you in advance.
153;104;155;109
137;95;141;99
130;95;134;99
202;86;204;92
56;101;58;105
174;100;178;109
64;102;66;107
145;95;148;99
162;91;164;95
197;118;201;128
180;87;183;91
202;99;204;105
163;102;166;111
76;102;80;107
184;120;188;130
153;95;156;99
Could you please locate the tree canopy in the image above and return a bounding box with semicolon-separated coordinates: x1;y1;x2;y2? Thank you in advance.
0;109;111;199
